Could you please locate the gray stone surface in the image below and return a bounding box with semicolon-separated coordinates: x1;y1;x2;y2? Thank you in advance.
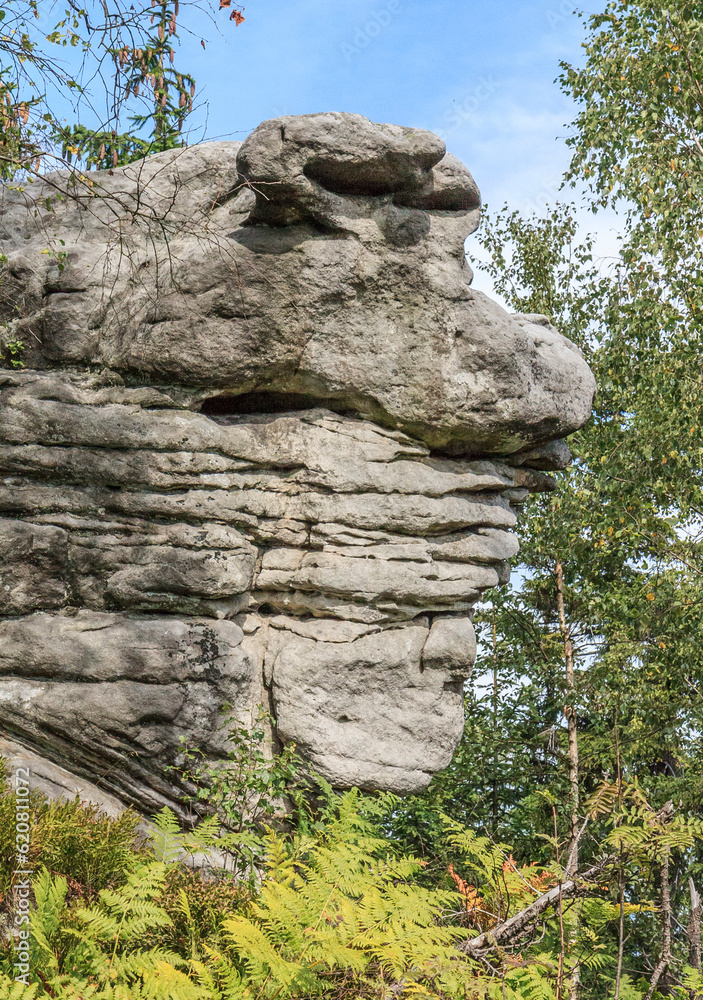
0;611;261;815
0;112;594;455
266;620;466;792
0;735;128;819
0;113;595;813
0;518;68;612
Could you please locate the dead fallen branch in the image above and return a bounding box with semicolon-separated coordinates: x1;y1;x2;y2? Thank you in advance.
458;854;617;957
460;801;675;959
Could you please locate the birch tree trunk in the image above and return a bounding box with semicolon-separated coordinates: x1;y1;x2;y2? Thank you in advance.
689;878;702;972
644;848;672;1000
556;560;579;999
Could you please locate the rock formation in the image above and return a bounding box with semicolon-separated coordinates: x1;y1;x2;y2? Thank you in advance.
0;113;595;817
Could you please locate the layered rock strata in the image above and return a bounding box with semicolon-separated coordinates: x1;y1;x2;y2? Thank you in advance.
0;113;595;816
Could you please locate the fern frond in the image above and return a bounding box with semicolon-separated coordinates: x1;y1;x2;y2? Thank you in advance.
0;977;40;1000
149;811;186;863
29;867;68;964
222;914;304;988
140;959;211;1000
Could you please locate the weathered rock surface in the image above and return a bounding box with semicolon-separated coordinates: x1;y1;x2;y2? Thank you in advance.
0;735;127;818
0;112;594;454
0;113;595;815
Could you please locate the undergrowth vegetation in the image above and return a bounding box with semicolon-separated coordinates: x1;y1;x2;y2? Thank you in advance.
0;775;555;1000
0;779;144;902
2;753;703;999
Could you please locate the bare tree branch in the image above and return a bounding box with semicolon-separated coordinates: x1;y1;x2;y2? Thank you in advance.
460;802;675;960
458;854;616;958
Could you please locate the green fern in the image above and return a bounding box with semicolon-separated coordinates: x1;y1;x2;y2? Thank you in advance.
202;790;560;999
149;809;186;864
23;864;208;998
0;973;207;999
613;975;650;1000
0;979;40;1000
0;780;143;901
29;868;69;975
2;786;571;999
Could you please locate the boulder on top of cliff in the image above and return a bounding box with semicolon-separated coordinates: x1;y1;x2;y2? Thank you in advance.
0;112;594;455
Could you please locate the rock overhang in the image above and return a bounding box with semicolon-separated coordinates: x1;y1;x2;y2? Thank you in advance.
0;112;594;456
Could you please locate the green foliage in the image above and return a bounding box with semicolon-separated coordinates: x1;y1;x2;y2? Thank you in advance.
149;867;244;962
5;766;700;998
15;864;206;999
2;339;24;369
391;31;703;982
172;707;304;882
205;793;477;999
49;3;199;170
676;966;703;997
0;981;39;1000
561;2;703;229
114;4;196;153
476;202;601;344
0;0;243;180
456;197;703;995
53;125;152;171
559;0;703;535
0;782;144;902
0;11;48;181
0;788;570;999
475;199;703;807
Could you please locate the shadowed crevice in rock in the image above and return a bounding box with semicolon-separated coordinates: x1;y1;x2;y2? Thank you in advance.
200;391;360;419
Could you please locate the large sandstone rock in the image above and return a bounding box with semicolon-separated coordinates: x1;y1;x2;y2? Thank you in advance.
0;610;259;817
0;113;595;815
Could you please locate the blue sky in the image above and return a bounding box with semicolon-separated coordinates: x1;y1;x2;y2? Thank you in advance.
46;0;615;291
169;0;617;290
180;0;600;211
